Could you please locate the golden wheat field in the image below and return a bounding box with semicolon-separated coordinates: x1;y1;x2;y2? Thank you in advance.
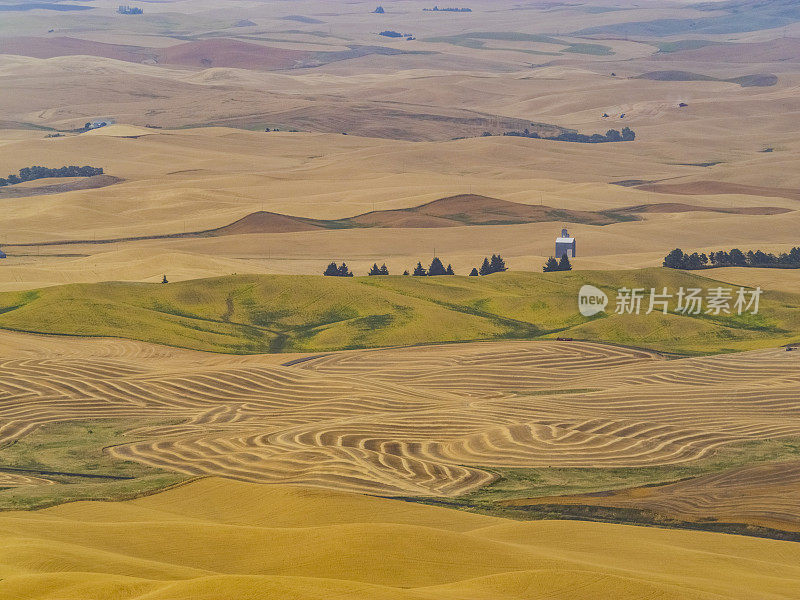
3;477;800;600
2;0;800;597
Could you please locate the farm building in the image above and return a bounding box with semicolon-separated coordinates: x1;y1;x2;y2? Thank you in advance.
555;228;576;258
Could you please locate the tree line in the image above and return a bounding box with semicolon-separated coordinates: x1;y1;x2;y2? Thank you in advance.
323;254;509;277
542;255;572;272
501;127;635;143
663;247;800;270
468;254;507;276
0;165;104;187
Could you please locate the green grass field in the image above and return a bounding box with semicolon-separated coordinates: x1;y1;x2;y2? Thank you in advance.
0;268;797;355
0;420;190;511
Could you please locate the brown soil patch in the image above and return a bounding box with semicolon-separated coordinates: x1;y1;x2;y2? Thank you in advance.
160;39;311;70
0;36;158;62
210;211;330;235
503;461;800;533
0;36;311;70
637;180;800;202
0;175;122;199
618;202;791;216
349;194;621;227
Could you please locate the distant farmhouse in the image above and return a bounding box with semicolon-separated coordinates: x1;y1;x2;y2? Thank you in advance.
555;228;576;258
83;120;112;131
118;5;143;15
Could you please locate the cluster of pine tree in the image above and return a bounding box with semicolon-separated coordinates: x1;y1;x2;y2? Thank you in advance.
367;263;390;276
664;247;800;270
408;257;455;276
468;254;507;276
0;165;104;187
542;254;572;272
323;262;354;277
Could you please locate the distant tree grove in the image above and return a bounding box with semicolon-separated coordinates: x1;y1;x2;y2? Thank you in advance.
323;255;511;277
0;165;104;187
542;254;572;272
663;247;800;270
471;254;507;276
501;127;635;144
323;262;354;277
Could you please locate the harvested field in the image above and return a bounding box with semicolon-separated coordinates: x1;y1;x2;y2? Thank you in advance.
505;460;800;533
2;332;800;505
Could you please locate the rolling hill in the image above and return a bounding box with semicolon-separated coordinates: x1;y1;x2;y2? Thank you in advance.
3;478;800;600
3;194;789;249
0;269;797;355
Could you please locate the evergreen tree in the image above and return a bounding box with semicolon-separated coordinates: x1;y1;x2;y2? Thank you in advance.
403;270;410;276
663;248;686;269
729;248;747;266
428;257;447;276
479;257;492;276
543;257;560;272
412;261;427;276
368;263;381;276
338;262;353;277
558;254;572;271
621;126;635;141
490;254;507;273
379;263;389;275
685;252;703;269
445;264;455;275
324;262;339;276
469;267;479;276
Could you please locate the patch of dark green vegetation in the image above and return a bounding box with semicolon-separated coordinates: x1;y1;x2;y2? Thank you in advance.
664;246;800;270
396;499;800;542
0;2;92;11
0;165;104;188
281;15;325;24
576;0;800;37
562;43;613;56
635;71;780;88
610;179;658;187
421;32;609;55
424;31;562;45
0;420;190;511
656;39;727;53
